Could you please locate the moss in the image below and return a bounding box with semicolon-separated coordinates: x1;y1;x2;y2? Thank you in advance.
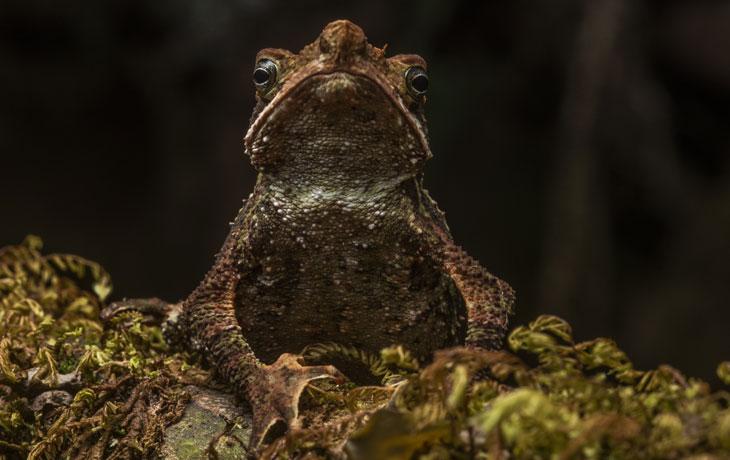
0;236;205;459
1;236;728;459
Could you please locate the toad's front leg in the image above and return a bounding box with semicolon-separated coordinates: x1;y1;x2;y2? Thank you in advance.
181;298;345;448
103;295;344;448
413;210;515;350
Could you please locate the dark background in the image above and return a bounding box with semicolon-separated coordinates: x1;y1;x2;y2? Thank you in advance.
1;0;728;383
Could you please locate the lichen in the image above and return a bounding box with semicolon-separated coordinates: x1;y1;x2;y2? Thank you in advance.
1;236;728;459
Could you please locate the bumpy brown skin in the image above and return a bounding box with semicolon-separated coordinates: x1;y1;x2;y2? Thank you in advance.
105;20;514;448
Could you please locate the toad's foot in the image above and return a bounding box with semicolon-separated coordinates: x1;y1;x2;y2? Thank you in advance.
100;298;184;343
100;297;175;322
249;353;346;448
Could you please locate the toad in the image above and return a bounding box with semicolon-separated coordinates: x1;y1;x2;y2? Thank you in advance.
104;19;514;448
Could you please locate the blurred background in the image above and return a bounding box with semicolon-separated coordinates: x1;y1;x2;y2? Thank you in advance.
1;0;728;384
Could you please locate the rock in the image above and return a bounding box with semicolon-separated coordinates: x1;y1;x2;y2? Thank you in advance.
160;385;251;460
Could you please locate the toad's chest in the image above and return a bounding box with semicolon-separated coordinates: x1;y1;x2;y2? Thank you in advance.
233;187;467;363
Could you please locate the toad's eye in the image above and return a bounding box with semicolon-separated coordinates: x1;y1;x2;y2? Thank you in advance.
405;66;429;96
253;59;277;91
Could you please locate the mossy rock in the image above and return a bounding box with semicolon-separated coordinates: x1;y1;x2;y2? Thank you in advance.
159;386;250;460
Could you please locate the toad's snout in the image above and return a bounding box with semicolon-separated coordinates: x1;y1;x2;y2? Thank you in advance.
318;20;367;63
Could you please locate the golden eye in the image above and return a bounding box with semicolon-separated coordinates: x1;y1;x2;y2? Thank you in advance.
253;59;278;91
405;66;428;96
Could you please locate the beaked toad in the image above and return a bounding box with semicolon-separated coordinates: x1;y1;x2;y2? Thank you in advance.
104;19;515;448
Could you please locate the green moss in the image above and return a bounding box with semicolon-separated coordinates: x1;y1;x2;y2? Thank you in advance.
0;236;204;459
1;236;728;459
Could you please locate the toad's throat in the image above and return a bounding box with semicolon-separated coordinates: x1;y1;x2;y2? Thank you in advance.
247;73;428;180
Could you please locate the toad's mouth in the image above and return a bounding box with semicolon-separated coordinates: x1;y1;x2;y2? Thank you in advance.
244;70;431;172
